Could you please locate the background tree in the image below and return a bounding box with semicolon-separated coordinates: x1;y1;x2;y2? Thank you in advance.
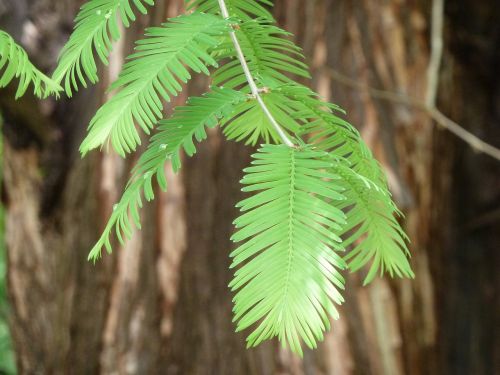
1;0;498;374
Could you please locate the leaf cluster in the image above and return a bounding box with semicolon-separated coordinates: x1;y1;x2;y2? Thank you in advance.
0;30;61;98
1;0;415;355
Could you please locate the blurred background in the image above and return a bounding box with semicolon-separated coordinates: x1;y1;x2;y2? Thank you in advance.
0;0;499;374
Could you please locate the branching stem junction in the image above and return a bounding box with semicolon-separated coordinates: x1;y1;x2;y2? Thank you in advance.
216;0;296;148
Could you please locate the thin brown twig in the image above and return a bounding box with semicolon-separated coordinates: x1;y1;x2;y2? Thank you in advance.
326;69;500;161
426;0;445;108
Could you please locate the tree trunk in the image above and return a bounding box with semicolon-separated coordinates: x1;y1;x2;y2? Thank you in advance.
1;0;498;374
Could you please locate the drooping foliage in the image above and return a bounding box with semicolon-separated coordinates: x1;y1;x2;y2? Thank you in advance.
0;30;61;98
79;13;230;156
230;145;347;355
212;18;310;89
186;0;275;21
334;163;414;284
2;0;414;355
87;86;246;260
52;0;155;96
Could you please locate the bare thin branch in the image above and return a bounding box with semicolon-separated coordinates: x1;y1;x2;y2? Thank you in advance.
426;0;445;108
327;69;500;161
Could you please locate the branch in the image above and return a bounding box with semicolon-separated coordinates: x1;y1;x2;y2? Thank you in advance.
216;0;296;148
426;0;445;108
326;69;500;162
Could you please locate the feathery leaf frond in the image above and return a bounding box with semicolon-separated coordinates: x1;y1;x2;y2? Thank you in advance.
68;0;416;354
186;0;275;21
263;83;412;283
88;87;245;261
53;0;154;96
288;87;412;283
220;90;303;145
0;30;62;98
80;12;230;157
290;85;385;185
231;144;347;355
333;162;414;284
213;18;310;89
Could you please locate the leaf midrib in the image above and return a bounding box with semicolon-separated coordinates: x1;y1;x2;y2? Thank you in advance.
279;149;296;321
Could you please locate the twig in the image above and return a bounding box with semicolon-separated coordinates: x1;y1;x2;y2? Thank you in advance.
326;69;500;161
426;0;445;108
216;0;296;148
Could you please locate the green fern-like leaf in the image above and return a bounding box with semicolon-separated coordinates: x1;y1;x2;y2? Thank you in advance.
213;18;310;89
231;144;347;355
265;82;387;186
79;12;230;157
186;0;275;21
248;82;412;283
52;0;154;96
288;88;385;185
188;1;306;91
73;0;415;354
0;30;61;98
88;86;245;260
334;162;414;284
220;90;303;145
268;83;360;157
287;87;412;283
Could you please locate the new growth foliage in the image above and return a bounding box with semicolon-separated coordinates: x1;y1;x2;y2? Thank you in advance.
0;0;414;355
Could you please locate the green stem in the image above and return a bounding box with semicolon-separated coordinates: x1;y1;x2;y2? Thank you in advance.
216;0;296;148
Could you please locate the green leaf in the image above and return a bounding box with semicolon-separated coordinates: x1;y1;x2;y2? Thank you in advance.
79;12;230;157
279;82;387;186
333;162;414;284
88;86;246;261
53;0;155;96
186;0;275;21
286;85;413;283
231;144;347;356
79;0;414;355
220;90;303;145
213;18;310;89
0;30;62;98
